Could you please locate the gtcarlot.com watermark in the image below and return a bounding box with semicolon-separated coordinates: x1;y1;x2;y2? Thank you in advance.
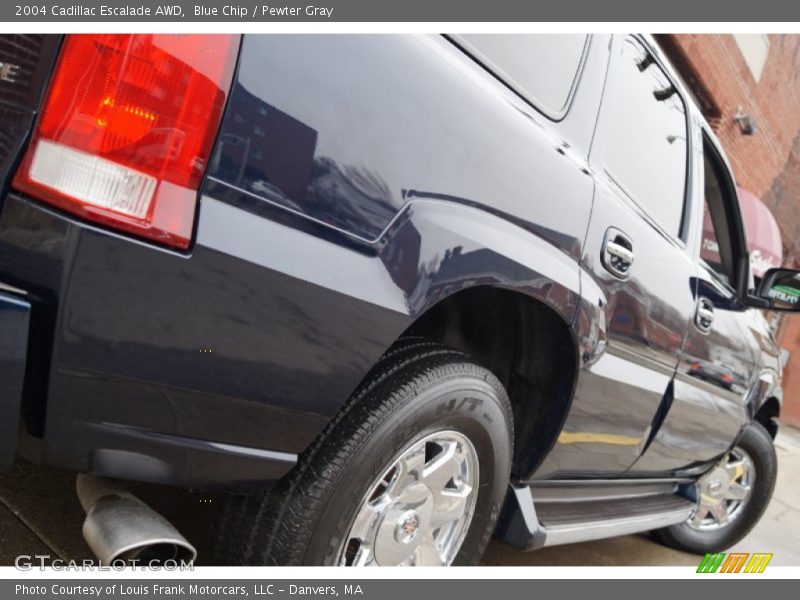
14;554;194;571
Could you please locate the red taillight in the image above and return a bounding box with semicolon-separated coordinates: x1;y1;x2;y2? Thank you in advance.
13;34;239;249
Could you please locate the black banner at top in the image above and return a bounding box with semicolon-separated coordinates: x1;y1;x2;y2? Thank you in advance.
2;0;800;22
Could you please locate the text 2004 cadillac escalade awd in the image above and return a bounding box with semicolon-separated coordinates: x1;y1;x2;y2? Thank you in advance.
0;33;798;566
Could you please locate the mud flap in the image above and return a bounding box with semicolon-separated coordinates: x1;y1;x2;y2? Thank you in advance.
493;483;547;550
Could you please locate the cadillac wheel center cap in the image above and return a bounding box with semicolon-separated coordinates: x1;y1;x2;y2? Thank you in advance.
396;511;420;544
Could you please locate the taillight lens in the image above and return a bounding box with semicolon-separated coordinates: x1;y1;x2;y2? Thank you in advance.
13;34;239;249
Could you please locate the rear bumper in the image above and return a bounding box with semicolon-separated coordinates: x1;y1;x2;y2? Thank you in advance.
0;289;30;471
0;192;310;491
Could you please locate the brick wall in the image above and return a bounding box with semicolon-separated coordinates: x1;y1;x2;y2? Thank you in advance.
764;132;800;265
778;316;800;426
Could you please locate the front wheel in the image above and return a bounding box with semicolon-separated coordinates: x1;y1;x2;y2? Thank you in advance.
213;339;514;565
652;421;777;554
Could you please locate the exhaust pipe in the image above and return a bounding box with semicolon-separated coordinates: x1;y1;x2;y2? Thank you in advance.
77;473;197;565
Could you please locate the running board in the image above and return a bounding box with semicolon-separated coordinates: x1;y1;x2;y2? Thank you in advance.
495;483;695;550
539;493;694;547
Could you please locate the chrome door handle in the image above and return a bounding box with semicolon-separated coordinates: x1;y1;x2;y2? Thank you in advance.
606;241;634;264
695;297;715;333
601;228;634;279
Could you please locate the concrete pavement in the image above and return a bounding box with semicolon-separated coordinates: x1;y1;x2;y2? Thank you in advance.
2;427;799;567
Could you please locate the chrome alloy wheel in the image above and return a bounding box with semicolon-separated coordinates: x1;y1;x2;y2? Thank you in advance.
687;446;755;531
338;430;479;566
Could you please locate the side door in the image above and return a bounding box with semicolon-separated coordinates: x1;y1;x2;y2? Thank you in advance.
536;35;698;478
630;132;758;474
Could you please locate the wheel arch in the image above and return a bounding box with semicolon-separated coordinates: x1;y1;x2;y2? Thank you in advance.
403;285;580;480
754;395;781;439
373;200;585;481
748;366;782;440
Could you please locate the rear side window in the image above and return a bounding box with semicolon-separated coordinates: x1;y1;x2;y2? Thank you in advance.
701;155;729;283
592;37;689;238
458;34;588;117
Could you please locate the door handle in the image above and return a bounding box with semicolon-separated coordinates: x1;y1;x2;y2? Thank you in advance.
695;296;715;333
601;228;634;279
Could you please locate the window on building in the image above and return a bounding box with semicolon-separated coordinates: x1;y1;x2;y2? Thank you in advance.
733;34;771;82
458;34;588;117
593;36;689;238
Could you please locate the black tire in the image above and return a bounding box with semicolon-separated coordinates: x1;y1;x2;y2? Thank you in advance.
652;421;777;554
211;338;514;565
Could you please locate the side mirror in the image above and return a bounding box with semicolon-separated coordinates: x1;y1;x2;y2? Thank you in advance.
753;268;800;312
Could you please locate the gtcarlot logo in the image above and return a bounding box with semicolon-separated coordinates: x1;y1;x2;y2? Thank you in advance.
697;552;773;573
14;554;194;571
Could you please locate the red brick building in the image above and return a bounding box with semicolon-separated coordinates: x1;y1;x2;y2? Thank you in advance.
657;34;800;425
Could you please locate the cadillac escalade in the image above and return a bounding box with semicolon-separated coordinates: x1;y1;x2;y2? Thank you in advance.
0;33;798;566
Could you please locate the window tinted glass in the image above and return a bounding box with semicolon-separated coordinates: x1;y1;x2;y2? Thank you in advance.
701;154;733;285
594;37;688;236
701;202;727;282
459;34;588;115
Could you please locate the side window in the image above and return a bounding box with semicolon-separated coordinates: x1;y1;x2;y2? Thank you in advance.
458;34;588;117
700;144;738;288
593;37;689;237
701;157;728;283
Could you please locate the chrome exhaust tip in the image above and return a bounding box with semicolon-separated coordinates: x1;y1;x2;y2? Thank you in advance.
77;473;197;565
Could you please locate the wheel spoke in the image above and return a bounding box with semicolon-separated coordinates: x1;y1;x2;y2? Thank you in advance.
725;455;752;482
429;484;472;529
691;506;710;528
347;502;383;543
413;536;444;566
710;502;730;526
350;545;374;567
726;482;750;502
384;446;426;500
421;441;463;492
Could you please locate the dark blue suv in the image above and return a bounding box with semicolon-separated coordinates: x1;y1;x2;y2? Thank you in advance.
1;33;798;566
